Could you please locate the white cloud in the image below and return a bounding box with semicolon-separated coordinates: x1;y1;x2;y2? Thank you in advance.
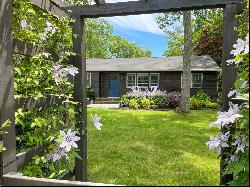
102;0;164;35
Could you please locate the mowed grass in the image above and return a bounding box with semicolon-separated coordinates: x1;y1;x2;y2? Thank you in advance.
87;109;220;186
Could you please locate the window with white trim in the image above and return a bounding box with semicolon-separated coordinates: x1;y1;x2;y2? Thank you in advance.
137;73;149;88
192;73;203;88
150;73;160;88
126;73;136;88
86;73;91;88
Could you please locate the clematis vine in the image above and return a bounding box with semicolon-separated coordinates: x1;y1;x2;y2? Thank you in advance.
227;34;249;65
206;132;230;154
210;102;242;129
51;130;80;162
52;62;79;85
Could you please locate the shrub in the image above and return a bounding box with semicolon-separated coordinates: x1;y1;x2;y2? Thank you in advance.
167;92;182;108
190;97;220;110
141;97;151;109
194;89;211;101
129;99;139;109
120;95;130;107
87;87;95;101
151;95;167;108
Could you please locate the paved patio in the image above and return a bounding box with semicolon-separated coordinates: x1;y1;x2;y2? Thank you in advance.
87;104;120;109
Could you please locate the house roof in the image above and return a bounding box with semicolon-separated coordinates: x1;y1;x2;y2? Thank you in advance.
86;55;221;72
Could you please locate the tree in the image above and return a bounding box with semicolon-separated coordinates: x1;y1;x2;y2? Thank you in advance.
180;11;192;113
110;35;151;58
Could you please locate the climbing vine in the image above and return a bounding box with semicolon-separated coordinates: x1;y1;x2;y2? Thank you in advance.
206;1;249;186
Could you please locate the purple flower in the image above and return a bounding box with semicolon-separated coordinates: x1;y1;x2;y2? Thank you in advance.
92;114;103;130
59;130;80;152
206;132;230;154
21;19;27;29
210;102;242;129
52;147;68;162
232;136;249;154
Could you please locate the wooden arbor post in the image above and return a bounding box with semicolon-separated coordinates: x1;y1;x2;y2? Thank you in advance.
221;3;239;185
0;0;17;179
72;16;88;182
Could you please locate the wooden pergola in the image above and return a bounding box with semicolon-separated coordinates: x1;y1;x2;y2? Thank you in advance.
0;0;244;186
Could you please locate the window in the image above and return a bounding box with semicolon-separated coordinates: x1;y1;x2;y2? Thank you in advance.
150;73;160;88
126;73;136;88
192;73;203;88
86;73;91;88
137;73;149;88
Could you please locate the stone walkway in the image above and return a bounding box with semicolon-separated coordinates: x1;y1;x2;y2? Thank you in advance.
87;104;120;109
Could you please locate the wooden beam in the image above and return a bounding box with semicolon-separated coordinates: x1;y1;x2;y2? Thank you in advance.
2;173;121;186
13;40;59;61
16;144;48;169
72;17;88;182
29;0;69;18
0;0;17;176
94;0;106;5
220;4;238;185
15;95;65;110
64;0;241;18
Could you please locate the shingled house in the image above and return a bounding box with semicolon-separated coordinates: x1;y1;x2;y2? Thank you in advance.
86;55;221;99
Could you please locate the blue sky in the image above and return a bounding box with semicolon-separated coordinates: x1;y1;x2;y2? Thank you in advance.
100;0;167;57
110;23;167;57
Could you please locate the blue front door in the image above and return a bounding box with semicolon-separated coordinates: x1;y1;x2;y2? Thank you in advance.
108;74;119;97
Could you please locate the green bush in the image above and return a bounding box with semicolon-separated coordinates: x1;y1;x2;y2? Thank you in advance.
120;95;131;107
129;99;139;109
151;95;167;108
87;87;95;101
141;97;151;109
190;97;220;110
194;89;211;101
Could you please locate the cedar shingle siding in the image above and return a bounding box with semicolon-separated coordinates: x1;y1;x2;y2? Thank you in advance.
93;71;218;98
86;56;220;98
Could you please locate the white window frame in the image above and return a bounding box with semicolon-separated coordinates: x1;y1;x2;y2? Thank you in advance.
191;73;203;88
86;73;91;88
137;73;149;88
126;73;137;88
150;73;160;89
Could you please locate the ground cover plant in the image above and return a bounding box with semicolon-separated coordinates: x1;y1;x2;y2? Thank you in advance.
87;108;220;186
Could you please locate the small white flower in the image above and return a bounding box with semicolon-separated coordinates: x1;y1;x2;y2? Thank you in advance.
92;114;103;130
66;66;79;77
21;19;27;29
228;90;237;98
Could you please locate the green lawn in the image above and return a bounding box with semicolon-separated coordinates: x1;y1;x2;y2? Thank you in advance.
87;109;220;186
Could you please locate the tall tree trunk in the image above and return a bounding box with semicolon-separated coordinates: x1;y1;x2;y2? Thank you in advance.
181;11;192;113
